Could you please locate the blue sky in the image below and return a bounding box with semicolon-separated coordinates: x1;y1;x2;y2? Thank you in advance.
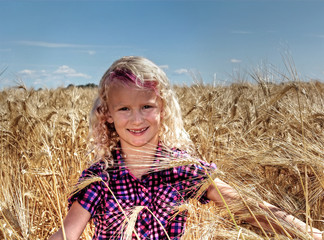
0;0;324;89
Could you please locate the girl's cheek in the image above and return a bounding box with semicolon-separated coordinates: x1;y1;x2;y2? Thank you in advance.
116;112;129;119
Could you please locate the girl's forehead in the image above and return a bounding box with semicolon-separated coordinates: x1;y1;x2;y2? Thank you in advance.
107;81;161;101
108;80;147;91
107;80;159;96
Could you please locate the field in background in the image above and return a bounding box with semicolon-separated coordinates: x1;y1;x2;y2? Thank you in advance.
0;76;323;239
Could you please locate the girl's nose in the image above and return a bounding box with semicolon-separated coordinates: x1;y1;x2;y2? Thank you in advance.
131;110;144;124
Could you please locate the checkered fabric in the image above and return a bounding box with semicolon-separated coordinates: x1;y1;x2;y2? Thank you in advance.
69;145;216;239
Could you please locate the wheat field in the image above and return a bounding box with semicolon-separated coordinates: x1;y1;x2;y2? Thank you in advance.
0;73;323;239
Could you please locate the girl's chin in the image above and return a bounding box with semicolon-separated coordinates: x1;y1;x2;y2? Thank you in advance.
121;139;159;149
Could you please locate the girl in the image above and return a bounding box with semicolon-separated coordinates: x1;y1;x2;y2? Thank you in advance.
49;56;322;240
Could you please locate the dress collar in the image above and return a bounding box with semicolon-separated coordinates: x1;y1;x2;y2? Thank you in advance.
110;142;164;181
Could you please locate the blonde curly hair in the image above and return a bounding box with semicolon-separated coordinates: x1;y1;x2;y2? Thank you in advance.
89;56;193;166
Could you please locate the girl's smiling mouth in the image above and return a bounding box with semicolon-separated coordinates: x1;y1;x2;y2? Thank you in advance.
128;127;149;134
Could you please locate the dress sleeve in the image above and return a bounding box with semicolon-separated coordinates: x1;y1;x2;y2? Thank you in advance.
68;163;107;217
176;155;217;204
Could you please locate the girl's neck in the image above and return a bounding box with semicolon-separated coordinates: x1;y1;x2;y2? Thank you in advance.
121;144;158;179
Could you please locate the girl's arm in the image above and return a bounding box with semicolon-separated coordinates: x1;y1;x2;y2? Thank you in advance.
207;178;323;240
48;202;91;240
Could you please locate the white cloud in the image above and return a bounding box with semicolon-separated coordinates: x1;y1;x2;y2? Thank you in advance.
159;65;169;70
78;50;96;55
69;72;91;78
174;68;189;74
16;41;131;50
17;41;92;48
54;65;91;79
15;66;92;88
230;59;242;63
18;66;91;79
17;69;49;84
54;65;74;74
19;69;36;75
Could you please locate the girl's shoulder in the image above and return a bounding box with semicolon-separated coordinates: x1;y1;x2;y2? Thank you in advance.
79;161;110;183
164;147;217;170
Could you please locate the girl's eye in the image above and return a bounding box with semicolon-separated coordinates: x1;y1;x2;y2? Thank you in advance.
143;105;152;109
118;107;129;111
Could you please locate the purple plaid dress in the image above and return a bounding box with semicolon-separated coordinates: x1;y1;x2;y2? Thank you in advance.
69;145;216;239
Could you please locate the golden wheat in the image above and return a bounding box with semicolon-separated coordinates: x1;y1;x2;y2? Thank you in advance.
0;76;323;239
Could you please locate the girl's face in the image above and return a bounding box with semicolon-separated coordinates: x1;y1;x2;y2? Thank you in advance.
107;82;163;151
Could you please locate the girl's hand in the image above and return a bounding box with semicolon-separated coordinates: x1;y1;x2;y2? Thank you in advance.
311;229;323;240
